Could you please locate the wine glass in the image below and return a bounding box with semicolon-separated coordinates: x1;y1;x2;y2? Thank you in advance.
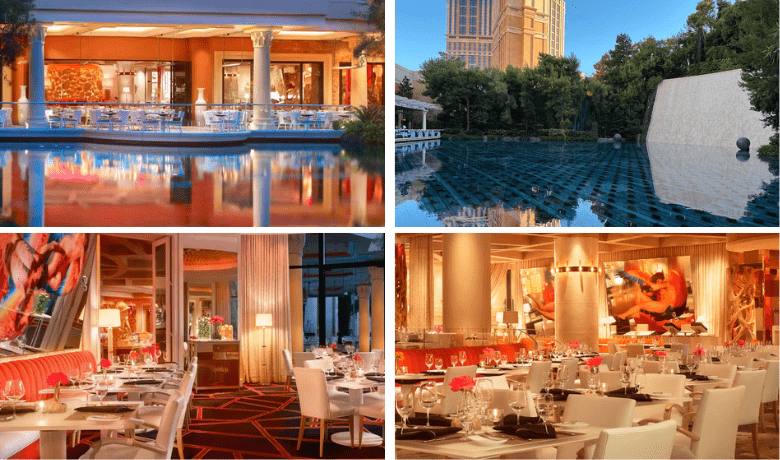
544;371;555;393
425;354;434;372
459;350;467;366
450;355;458;368
515;350;523;364
620;365;631;393
457;391;477;435
475;379;493;422
144;352;154;366
79;373;94;406
396;391;415;432
154;347;162;364
508;383;527;424
558;366;570;390
419;382;438;427
370;358;380;374
95;378;109;406
536;393;554;423
4;380;25;420
435;358;443;371
68;367;79;385
635;372;647;394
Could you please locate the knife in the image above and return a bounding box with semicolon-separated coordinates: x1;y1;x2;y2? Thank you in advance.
422;434;466;443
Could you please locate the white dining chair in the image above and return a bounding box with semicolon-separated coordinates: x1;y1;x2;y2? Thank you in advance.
294;367;356;457
282;349;295;392
416;365;477;415
357;392;384;448
487;389;537;417
370;349;384;362
607;342;620;355
626;343;645;358
557;394;636;459
633;374;687;425
559;358;578;389
698;363;737;387
611;351;627;371
592;420;677;459
80;390;183;459
670;343;689;358
598;353;613;371
276;111;291;130
760;360;779;431
733;369;766;458
525;361;553;393
479;375;510;390
643;361;661;374
727;355;753;369
303;358;349;402
294;352;316;367
355;352;376;372
64;109;82;129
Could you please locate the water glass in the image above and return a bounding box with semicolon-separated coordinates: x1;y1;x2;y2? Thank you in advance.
459;350;467;366
4;380;25;420
475;379;493;421
395;391;415;431
450;355;458;367
419;382;438;427
425;354;434;371
457;393;477;435
79;374;94;405
508;383;527;424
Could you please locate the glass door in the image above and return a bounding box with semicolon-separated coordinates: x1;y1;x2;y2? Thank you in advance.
152;236;171;360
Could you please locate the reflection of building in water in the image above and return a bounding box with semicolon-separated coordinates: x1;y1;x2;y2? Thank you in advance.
441;206;562;227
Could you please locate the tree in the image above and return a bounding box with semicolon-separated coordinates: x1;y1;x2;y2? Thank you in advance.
396;76;413;98
0;0;35;71
352;0;384;58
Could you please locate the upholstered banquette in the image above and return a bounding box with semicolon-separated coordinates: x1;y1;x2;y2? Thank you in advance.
394;340;535;374
0;350;96;459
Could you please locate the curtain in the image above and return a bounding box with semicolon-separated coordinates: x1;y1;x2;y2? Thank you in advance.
691;243;729;339
239;234;291;384
214;282;231;325
490;263;509;332
408;235;434;331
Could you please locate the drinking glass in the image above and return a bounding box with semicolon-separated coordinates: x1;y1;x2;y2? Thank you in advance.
544;371;554;392
508;383;527;424
95;378;109;406
435;358;443;371
370;358;380;374
635;372;647;394
457;392;477;435
501;354;509;365
588;372;600;395
425;354;434;371
620;366;631;393
419;382;438;427
515;350;523;364
475;379;493;422
79;373;94;405
450;355;458;367
493;350;502;366
459;350;467;366
154;348;162;364
536;393;554;423
68;367;79;385
4;380;25;420
395;391;415;431
558;366;570;390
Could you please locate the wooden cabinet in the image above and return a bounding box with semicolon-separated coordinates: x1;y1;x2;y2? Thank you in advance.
190;340;240;391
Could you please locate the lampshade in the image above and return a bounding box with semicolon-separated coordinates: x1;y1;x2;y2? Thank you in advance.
600;316;616;324
256;313;272;327
98;309;121;328
499;311;519;324
122;87;130;94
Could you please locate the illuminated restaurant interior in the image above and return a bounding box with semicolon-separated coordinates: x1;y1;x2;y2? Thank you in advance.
0;232;385;459
394;232;778;460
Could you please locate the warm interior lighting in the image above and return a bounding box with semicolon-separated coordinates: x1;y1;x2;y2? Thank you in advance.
92;26;157;33
98;309;121;328
277;30;330;36
177;27;223;35
256;313;272;328
47;25;71;32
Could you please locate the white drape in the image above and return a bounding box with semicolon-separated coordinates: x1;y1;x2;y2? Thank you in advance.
214;282;231;325
690;243;729;339
239;234;291;384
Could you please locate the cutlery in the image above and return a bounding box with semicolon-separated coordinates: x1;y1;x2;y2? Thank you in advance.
422;434;466;443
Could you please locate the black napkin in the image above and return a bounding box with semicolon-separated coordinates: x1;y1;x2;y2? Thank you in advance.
142;368;174;373
541;389;581;401
608;387;639;395
494;423;557;439
423;370;445;375
365;372;385;377
366;376;385;383
398;412;452;427
681;373;710;381
0;407;36;415
122;379;162;385
74;405;135;413
395;426;462;440
501;414;544;425
605;391;653;402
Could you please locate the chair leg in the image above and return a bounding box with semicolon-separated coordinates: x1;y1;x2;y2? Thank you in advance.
297;416;306;450
760;402;766;432
359;416;364;448
177;427;184;460
751;423;760;459
319;420;326;458
285;375;291;393
774;401;779;430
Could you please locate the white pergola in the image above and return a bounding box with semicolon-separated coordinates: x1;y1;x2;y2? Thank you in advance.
395;95;440;130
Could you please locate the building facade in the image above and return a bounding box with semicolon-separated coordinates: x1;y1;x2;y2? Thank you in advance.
447;0;564;71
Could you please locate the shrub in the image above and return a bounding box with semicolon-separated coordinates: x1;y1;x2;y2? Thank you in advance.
342;105;384;145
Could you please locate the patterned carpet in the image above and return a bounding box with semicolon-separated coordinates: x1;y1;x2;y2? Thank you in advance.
57;383;385;459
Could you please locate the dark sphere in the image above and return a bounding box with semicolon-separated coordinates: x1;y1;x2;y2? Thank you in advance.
736;150;750;162
613;133;622;141
736;137;750;150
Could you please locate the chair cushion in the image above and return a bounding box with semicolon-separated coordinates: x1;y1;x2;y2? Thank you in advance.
329;399;356;419
0;431;39;459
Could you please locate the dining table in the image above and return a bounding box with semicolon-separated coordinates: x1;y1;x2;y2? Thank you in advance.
0;400;142;459
330;376;384;447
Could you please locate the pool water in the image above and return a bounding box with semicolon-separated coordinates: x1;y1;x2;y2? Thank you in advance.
395;140;778;227
0;143;384;227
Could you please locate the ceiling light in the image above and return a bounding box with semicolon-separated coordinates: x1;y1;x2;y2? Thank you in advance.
92;26;156;33
47;25;71;32
277;31;330;36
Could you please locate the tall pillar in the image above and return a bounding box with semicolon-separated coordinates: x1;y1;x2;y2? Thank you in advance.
251;150;271;226
248;29;274;130
27;24;47;129
369;266;384;350
442;234;491;332
289;234;306;353
422;110;428;130
350;52;368;108
357;284;371;352
554;236;600;349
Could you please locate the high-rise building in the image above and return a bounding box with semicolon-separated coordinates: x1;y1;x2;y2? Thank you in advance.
446;0;565;71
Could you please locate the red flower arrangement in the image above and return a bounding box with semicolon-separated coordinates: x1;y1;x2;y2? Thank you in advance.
99;358;111;369
330;343;338;348
47;372;70;387
353;354;362;363
129;351;140;360
693;346;706;357
142;348;149;354
655;351;666;357
568;341;580;350
584;356;603;369
448;375;476;392
483;347;495;358
433;325;442;333
738;340;746;346
209;315;225;325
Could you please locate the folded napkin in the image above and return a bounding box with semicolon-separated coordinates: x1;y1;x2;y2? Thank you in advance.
74;405;135;413
366;376;385;383
423;370;445;375
605;391;653;402
365;372;385;377
681;373;710;381
395;426;462;440
122;379;162;385
607;387;638;395
0;406;36;415
541;389;581;401
397;412;452;427
142;368;173;373
501;414;544;425
494;423;557;439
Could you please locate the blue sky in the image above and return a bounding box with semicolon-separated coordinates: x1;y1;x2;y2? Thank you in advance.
396;0;703;75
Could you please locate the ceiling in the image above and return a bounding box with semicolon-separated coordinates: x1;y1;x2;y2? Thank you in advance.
395;233;777;263
100;234;154;290
45;23;356;40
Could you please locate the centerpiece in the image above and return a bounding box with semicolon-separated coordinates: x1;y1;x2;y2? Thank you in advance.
44;372;69;412
209;316;225;340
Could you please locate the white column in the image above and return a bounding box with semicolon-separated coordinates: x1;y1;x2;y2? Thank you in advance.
442;233;491;332
422;110;428;130
27;24;47;129
357;284;371;352
554;236;600;349
369;267;384;350
248;29;274;130
289;234;305;353
350;52;368;108
251;150;271;226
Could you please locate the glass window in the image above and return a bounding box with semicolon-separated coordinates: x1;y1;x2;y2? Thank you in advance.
469;56;476;66
460;16;467;25
222;62;252;104
339;63;351;105
460;26;466;34
460;6;466;15
470;17;477;26
367;63;384;106
470;26;476;35
470;6;477;15
268;62;324;105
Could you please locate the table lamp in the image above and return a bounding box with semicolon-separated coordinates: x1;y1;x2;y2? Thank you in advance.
122;87;130;103
256;313;273;385
99;309;121;361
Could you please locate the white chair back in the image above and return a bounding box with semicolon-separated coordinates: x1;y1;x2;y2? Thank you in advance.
488;389;537;417
689;385;745;459
563;394;636;428
371;349;384;361
626;343;645;358
592;420;677;459
727;355;753;368
304;358;332;370
559;358;578;389
733;370;766;425
761;360;779;404
282;349;294;376
643;373;686;398
355;352;376;371
611;351;627;371
599;353;613;370
670;343;689;357
607;342;619;354
642;361;661;374
441;365;477;415
293;367;333;420
151;390;183;459
294;352;316;367
479;375;509;390
598;370;623;391
698;363;737;387
525;361;552;393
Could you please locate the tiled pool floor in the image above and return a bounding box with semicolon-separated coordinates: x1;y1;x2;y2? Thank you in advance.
395;140;778;227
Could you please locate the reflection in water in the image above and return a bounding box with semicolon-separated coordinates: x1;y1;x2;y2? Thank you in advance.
395;140;778;227
0;143;384;227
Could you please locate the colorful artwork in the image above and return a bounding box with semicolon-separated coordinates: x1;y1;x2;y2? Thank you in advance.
0;234;88;342
520;267;555;324
605;257;694;334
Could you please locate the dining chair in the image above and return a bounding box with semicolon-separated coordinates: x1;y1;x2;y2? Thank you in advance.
488;389;537;417
64;109;82;129
698;363;737;387
559;358;578;389
626;343;645;358
760;360;779;432
357;392;384;448
168;111;184;132
303;358;349;402
746;350;772;361
355;352;376;371
611;351;627;371
0;109;5;128
733;369;766;458
141;114;159;132
282;349;295;392
558;394;636;459
276;111;291;130
294;352;316;367
293;367;356;457
525;361;553;393
116;110;130;131
643;361;661;374
592;419;677;459
599;353;613;371
670;344;689;358
370;349;384;361
727;355;752;368
480;375;510;390
80;390;183;459
607;342;620;355
632;374;687;426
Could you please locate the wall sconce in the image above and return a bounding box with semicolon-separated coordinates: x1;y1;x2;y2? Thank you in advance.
552;260;602;274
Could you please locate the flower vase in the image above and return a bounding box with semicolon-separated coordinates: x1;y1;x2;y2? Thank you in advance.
17;85;28;127
44;383;67;413
212;324;221;340
195;88;206;127
588;366;600;394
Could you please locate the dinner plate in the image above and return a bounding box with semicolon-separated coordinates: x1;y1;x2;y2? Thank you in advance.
650;393;672;400
87;414;120;422
555;421;589;429
467;435;509;446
